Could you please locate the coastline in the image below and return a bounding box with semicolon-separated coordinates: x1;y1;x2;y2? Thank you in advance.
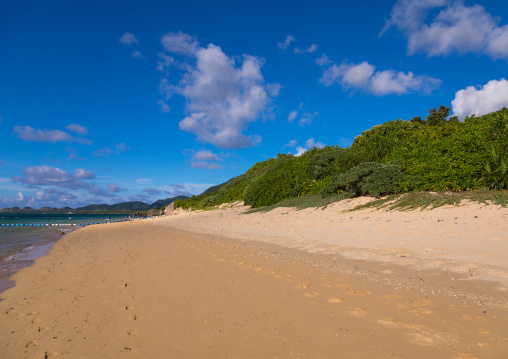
1;202;507;358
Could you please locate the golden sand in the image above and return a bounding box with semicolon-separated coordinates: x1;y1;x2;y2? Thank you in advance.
1;200;508;358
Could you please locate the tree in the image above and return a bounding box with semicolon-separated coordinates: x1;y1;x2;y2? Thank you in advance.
410;116;426;125
426;105;450;126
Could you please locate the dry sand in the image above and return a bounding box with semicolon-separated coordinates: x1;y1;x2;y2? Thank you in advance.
1;199;508;358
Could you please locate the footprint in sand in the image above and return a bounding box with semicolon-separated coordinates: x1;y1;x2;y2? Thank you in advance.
45;351;58;358
349;308;367;316
407;333;434;346
25;340;38;348
328;298;343;304
304;291;320;298
453;354;478;359
38;326;50;333
129;314;142;321
5;308;17;316
27;311;39;316
125;305;134;310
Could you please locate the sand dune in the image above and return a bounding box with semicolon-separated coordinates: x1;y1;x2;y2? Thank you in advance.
1;200;508;358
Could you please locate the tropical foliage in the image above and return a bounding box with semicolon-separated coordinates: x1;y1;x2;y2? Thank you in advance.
173;107;508;209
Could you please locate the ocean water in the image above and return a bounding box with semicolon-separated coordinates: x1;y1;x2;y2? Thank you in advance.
0;214;132;298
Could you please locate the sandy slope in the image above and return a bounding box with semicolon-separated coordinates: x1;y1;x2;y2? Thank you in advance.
1;200;508;358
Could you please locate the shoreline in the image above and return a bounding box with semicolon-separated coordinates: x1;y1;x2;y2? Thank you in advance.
1;202;508;358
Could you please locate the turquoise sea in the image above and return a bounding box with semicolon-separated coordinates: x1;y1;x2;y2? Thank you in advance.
0;214;133;298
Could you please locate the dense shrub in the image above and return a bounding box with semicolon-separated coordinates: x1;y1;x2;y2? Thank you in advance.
306;147;358;180
350;119;420;162
173;107;508;210
244;152;312;208
320;162;404;197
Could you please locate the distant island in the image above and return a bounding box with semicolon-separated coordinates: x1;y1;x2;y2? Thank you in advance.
0;196;188;214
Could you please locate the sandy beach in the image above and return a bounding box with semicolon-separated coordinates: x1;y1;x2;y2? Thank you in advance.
1;199;508;358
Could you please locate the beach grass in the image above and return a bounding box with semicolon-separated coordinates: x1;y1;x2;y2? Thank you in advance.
351;188;508;211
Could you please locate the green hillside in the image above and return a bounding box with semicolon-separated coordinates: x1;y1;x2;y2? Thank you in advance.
174;106;508;210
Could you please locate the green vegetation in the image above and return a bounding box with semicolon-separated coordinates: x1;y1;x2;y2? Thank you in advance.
174;107;508;211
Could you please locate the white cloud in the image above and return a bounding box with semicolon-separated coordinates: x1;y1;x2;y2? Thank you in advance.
194;150;221;161
132;50;144;59
12;165;95;190
156;53;174;74
299;111;319;126
157;100;171;113
288;110;298;122
17;191;24;201
316;54;332;66
65;123;88;135
119;32;139;45
13;125;93;144
294;138;325;156
320;60;440;95
13;125;71;142
159;33;279;148
161;31;199;56
295;146;308;157
283;139;297;148
305;138;325;149
383;0;508;59
277;35;295;50
294;44;318;54
451;78;508;120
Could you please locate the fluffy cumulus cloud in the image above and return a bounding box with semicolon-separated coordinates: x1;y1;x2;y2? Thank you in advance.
8;166;125;207
34;188;79;206
119;32;139;45
13;166;95;189
383;0;508;59
451;78;508;120
319;60;441;95
13;124;92;144
159;32;279;148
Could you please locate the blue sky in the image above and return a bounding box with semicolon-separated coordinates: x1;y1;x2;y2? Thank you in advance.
1;0;508;208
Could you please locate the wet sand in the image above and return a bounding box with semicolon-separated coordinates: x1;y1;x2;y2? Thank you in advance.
1;200;508;358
